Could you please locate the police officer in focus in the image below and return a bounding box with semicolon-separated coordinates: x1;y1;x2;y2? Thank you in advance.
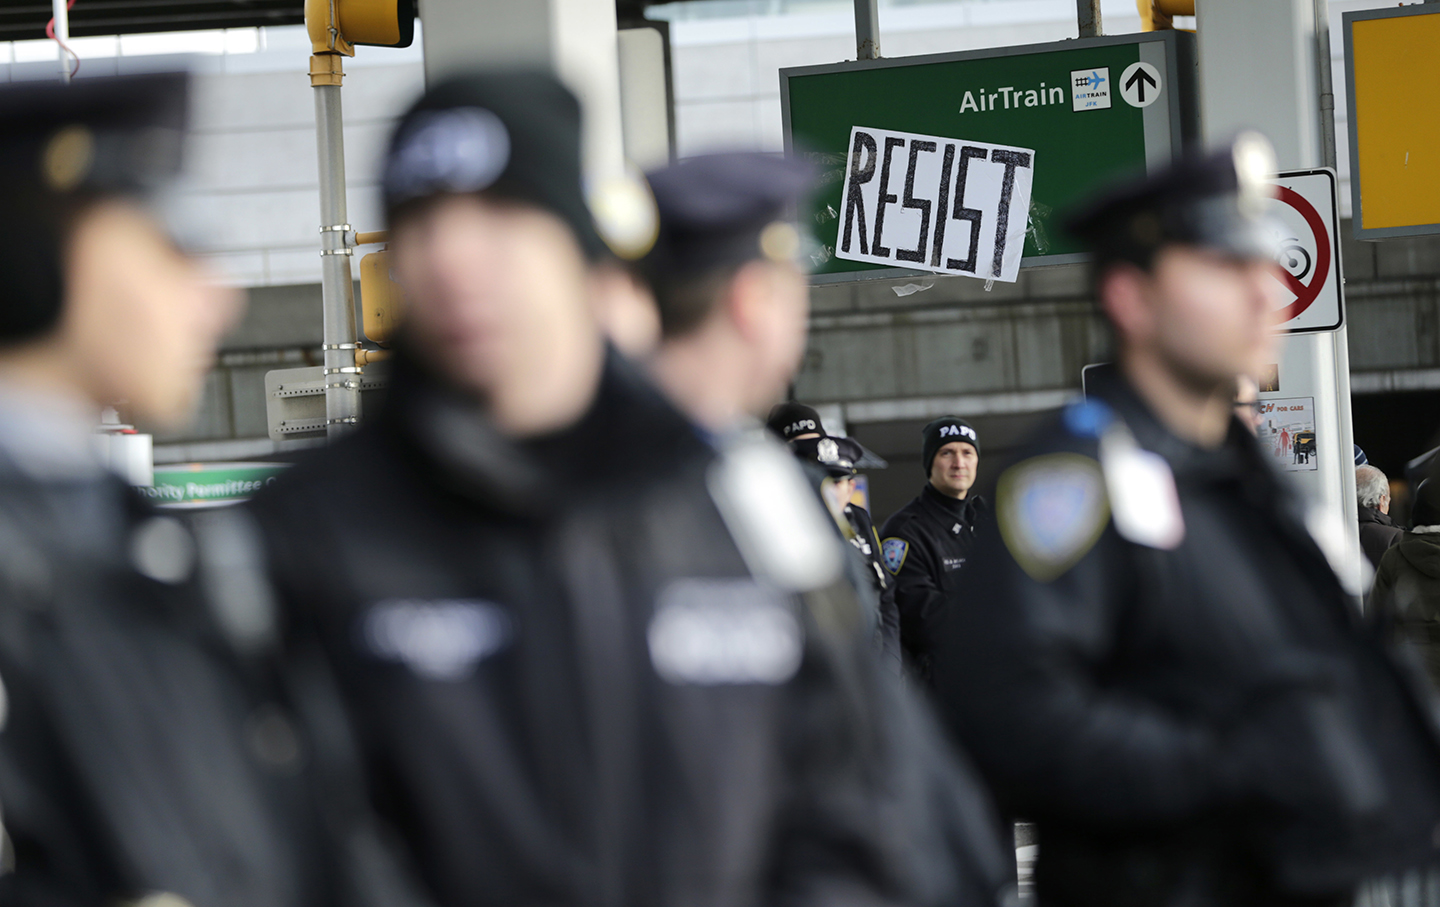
252;78;1012;907
0;74;418;907
766;402;902;673
936;134;1440;906
880;417;986;684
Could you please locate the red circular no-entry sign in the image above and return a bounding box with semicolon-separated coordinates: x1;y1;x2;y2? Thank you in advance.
1271;185;1331;324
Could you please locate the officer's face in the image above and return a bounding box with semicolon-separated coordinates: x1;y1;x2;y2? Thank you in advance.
1233;374;1264;436
61;200;241;427
828;475;855;507
1108;247;1280;393
392;194;594;408
734;260;809;413
929;441;978;498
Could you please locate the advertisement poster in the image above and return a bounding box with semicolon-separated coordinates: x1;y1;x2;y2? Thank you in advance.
1258;397;1317;472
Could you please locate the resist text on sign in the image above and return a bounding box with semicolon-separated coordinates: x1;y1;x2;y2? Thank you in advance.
837;126;1035;283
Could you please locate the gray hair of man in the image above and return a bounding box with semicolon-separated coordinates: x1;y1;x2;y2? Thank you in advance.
1357;464;1390;510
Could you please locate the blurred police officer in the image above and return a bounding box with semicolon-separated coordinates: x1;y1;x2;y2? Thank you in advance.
936;134;1440;906
880;417;985;684
638;151;1013;899
641;158;895;641
800;433;904;672
765;403;902;672
252;78;1011;907
0;73;410;907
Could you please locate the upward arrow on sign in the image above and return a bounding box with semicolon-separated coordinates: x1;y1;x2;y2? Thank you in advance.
1125;66;1157;103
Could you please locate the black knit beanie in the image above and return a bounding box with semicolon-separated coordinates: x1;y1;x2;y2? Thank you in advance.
383;70;606;259
765;402;824;441
921;416;979;475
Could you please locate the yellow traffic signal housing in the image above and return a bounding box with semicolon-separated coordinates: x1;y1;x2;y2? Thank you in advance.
360;248;406;345
1138;0;1195;31
307;0;416;56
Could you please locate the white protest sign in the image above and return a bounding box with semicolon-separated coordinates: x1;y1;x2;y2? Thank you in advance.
836;126;1035;283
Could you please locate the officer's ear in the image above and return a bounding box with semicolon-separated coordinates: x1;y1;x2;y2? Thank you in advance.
723;260;772;339
587;262;661;358
1097;261;1157;350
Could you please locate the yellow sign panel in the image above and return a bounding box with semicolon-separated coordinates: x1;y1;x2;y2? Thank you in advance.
360;249;406;345
1344;6;1440;237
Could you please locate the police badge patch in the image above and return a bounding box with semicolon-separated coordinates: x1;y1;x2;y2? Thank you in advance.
817;437;839;464
996;453;1110;583
881;537;909;574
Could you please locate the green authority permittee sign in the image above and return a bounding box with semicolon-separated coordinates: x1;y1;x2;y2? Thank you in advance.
780;31;1197;282
143;462;290;508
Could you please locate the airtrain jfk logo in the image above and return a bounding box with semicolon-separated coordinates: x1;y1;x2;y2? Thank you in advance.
1071;67;1110;111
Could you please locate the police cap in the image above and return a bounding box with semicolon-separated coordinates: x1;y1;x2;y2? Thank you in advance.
383;70;607;259
642;153;813;279
791;434;863;479
1062;131;1279;269
0;71;189;343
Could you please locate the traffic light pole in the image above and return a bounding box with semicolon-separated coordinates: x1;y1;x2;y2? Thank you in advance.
310;53;362;440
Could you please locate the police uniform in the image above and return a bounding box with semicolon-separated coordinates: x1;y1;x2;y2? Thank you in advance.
254;75;1014;907
787;431;904;675
880;417;986;684
935;141;1440;906
0;74;406;907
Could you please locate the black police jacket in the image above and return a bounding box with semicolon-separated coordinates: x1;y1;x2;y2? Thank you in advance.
250;349;1014;907
0;429;395;907
845;503;903;675
937;368;1440;906
879;484;985;683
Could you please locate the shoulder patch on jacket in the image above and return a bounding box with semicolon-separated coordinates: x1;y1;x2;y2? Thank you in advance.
881;537;909;574
707;438;843;593
1061;398;1114;439
996;453;1109;583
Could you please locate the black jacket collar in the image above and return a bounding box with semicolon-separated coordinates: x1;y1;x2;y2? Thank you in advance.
1085;363;1270;487
381;344;708;516
917;482;984;537
922;482;977;517
1359;505;1395;528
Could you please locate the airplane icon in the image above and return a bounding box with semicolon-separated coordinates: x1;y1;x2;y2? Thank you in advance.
1087;71;1105;89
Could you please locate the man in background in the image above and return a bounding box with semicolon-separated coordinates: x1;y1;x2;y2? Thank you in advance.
880;416;985;684
1358;463;1403;569
1369;478;1440;689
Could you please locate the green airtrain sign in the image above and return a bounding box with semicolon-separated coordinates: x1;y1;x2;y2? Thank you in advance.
780;31;1197;282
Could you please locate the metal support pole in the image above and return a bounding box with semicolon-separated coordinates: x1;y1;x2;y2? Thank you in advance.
854;0;880;60
1077;0;1102;38
1313;0;1337;170
1313;0;1361;592
311;54;361;440
52;0;71;83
